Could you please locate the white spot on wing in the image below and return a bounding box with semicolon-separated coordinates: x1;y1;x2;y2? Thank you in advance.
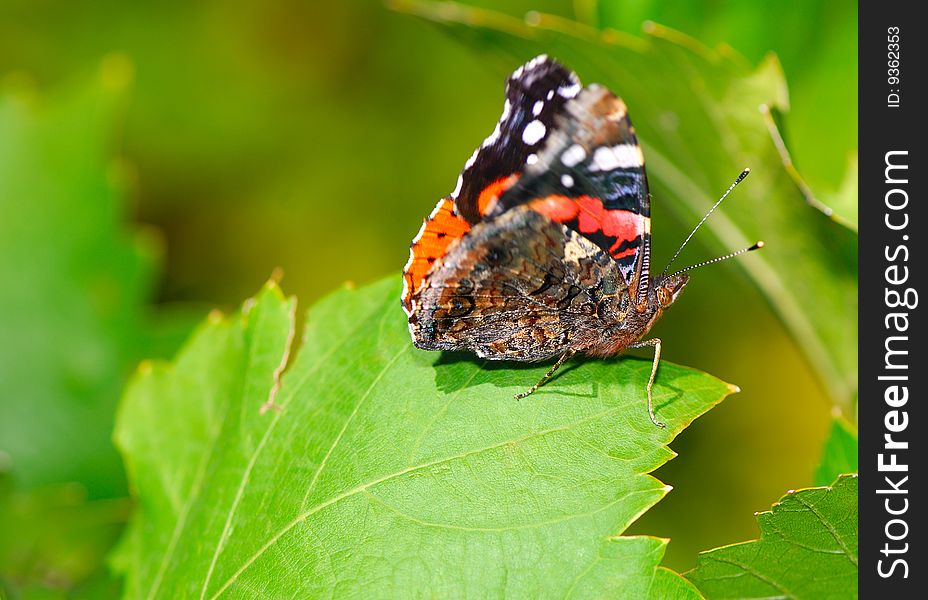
590;144;643;171
558;82;581;98
532;100;544;116
561;144;586;167
526;54;548;70
546;90;554;100
561;174;574;188
522;120;546;145
563;235;597;263
525;153;538;165
513;56;551;85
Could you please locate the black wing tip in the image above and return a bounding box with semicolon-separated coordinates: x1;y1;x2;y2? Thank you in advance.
509;54;579;87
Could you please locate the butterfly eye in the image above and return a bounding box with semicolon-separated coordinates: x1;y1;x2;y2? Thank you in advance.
657;287;673;307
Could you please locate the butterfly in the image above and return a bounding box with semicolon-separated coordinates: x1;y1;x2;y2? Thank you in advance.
401;55;758;427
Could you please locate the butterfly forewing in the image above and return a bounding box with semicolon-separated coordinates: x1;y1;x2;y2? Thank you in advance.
403;55;582;313
492;84;653;299
452;55;581;224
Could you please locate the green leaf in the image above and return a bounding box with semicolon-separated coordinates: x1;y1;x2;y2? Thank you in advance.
822;153;858;229
814;416;858;487
686;474;858;599
0;61;157;498
0;64;198;599
390;0;857;409
114;277;734;598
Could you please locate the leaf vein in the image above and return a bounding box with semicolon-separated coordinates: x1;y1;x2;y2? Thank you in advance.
792;493;857;566
198;308;375;599
210;402;640;598
301;344;410;510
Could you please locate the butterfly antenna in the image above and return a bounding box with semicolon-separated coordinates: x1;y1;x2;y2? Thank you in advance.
661;168;750;276
668;241;764;277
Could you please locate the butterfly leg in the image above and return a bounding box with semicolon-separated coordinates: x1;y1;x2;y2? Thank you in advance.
514;351;576;400
628;338;665;428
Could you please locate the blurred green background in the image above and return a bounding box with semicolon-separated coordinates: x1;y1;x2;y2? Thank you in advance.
1;0;856;597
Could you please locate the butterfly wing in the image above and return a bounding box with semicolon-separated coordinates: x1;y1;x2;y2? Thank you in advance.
409;205;628;360
452;55;582;224
405;58;653;331
402;55;581;313
491;84;653;305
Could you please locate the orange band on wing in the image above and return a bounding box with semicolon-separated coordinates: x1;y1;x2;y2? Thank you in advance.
476;175;520;216
402;198;471;310
529;195;645;260
528;195;580;222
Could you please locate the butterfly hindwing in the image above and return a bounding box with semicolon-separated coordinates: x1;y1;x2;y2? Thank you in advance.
402;198;472;314
409;206;630;360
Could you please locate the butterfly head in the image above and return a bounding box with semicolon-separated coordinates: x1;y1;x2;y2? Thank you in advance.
651;273;689;309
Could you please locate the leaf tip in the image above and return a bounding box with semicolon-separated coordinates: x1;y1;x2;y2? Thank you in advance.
244;279;290;316
260;278;286;299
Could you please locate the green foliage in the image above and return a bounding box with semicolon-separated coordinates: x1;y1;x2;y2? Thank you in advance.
114;277;734;598
0;474;126;599
391;0;857;411
588;0;857;208
686;475;858;599
815;416;858;487
0;3;858;597
0;64;154;498
0;65;197;599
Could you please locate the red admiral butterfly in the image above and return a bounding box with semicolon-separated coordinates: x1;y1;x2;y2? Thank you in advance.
402;55;760;427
